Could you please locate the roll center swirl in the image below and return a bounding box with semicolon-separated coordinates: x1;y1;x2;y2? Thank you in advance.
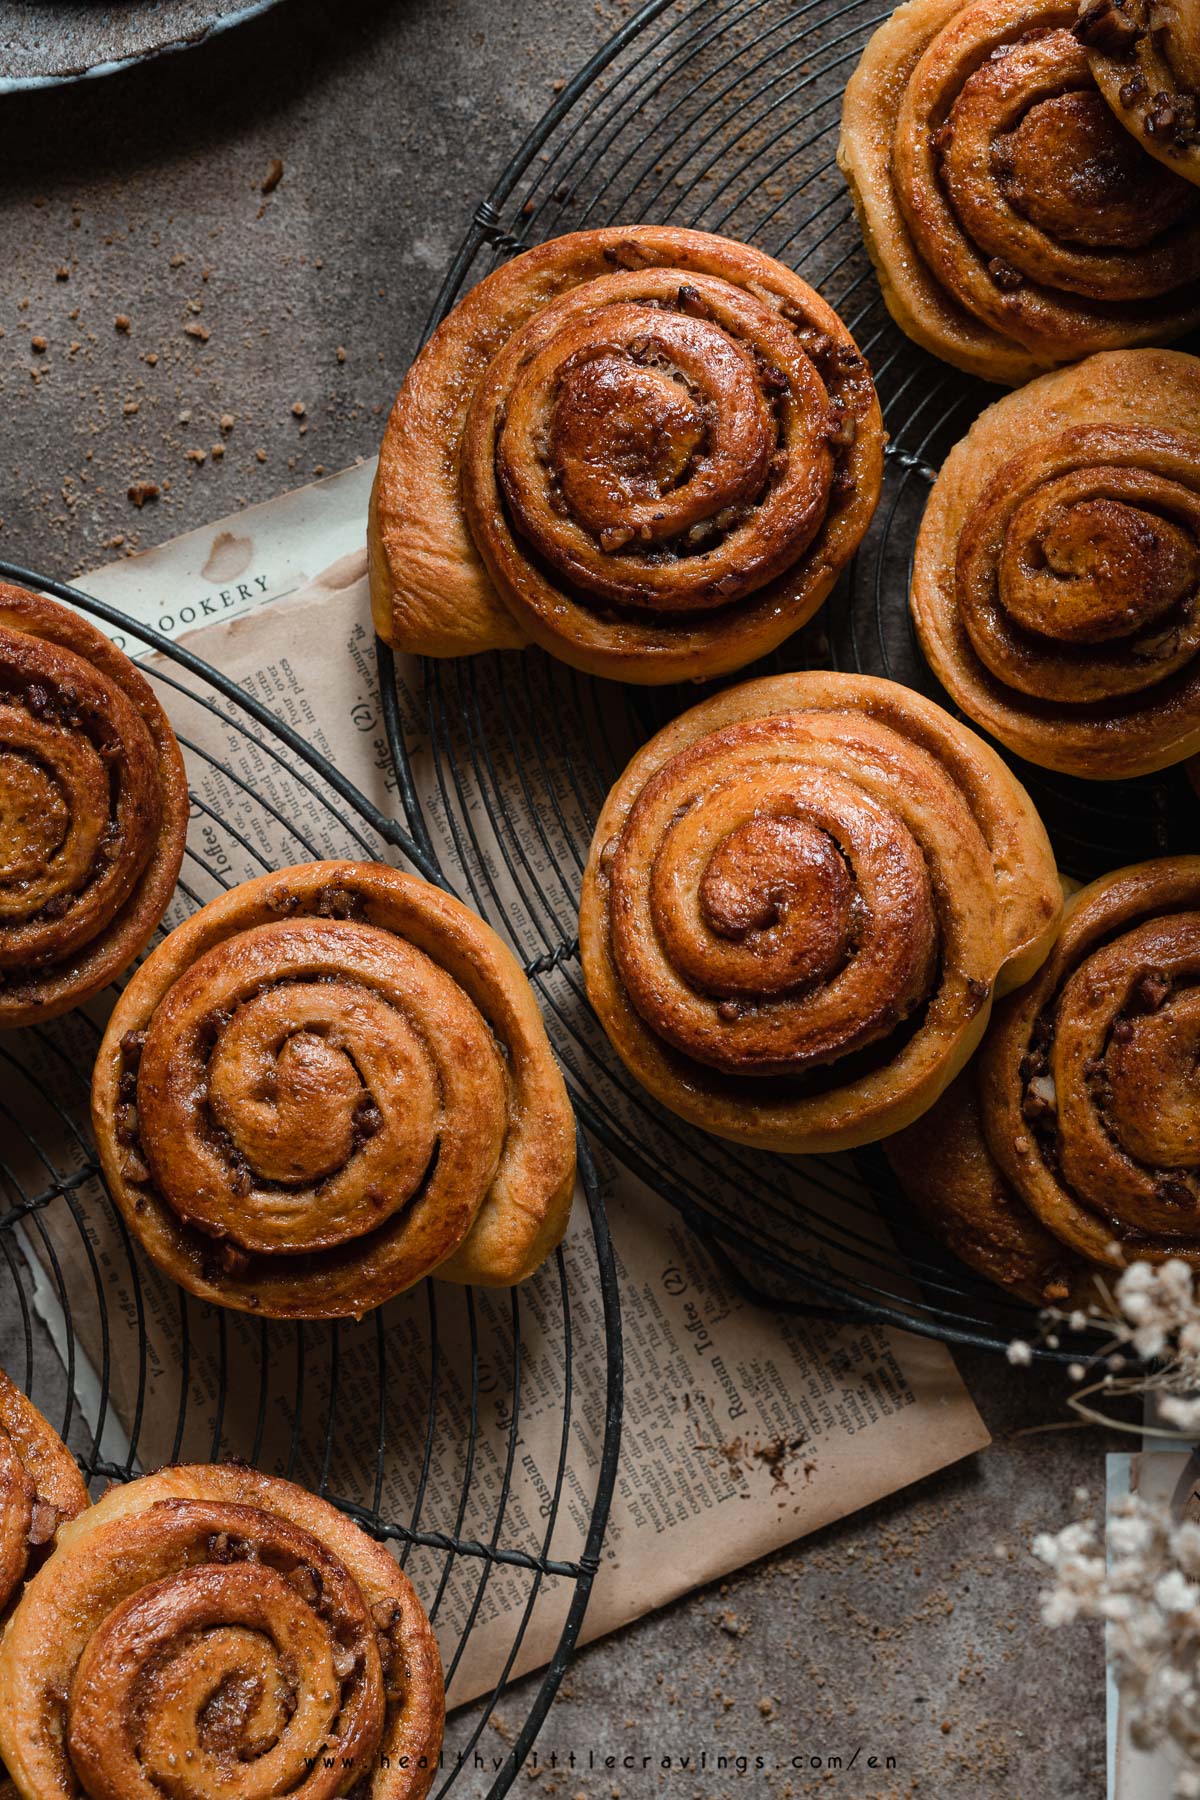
71;1563;352;1800
61;1499;388;1800
697;816;855;994
994;88;1190;249
208;988;385;1188
487;271;839;615
133;917;506;1261
1002;481;1200;642
955;427;1200;704
551;345;715;538
608;717;959;1078
0;710;112;933
1024;910;1200;1239
0;749;70;886
521;298;784;561
934;27;1200;299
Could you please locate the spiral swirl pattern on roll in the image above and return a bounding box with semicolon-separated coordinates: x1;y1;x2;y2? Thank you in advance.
370;227;883;682
580;673;1061;1152
0;586;188;1026
913;348;1200;777
0;1368;87;1616
1077;0;1200;187
978;857;1200;1270
91;863;576;1319
839;0;1200;382
0;1464;444;1800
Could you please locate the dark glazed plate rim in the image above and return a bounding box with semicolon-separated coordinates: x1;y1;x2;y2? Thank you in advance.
0;0;288;92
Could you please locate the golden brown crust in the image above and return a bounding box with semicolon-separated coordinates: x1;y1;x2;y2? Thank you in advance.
885;1067;1105;1305
1077;0;1200;187
0;1463;444;1800
579;672;1060;1153
839;0;1200;383
91;862;576;1319
979;856;1200;1269
371;226;883;682
912;349;1200;777
0;585;188;1026
0;1371;87;1618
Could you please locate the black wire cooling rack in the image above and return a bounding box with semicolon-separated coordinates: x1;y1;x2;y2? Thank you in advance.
0;566;622;1800
377;0;1197;1363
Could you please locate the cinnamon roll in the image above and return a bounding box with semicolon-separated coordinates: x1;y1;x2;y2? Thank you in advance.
579;672;1061;1153
91;862;576;1319
839;0;1200;384
885;1064;1103;1305
370;226;884;682
0;585;188;1026
0;1368;87;1615
1077;0;1200;187
912;348;1200;778
0;1462;444;1800
887;856;1200;1293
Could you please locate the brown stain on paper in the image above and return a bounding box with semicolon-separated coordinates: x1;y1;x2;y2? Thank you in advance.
201;531;253;583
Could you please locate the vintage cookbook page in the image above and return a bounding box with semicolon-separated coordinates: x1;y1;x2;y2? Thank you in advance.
12;469;989;1706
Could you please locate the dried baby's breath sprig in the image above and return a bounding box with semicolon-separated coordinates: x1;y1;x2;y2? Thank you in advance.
1011;1260;1200;1438
1026;1260;1200;1793
1036;1491;1200;1797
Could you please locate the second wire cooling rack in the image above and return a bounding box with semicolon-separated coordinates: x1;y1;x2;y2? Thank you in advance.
0;564;622;1800
376;0;1195;1361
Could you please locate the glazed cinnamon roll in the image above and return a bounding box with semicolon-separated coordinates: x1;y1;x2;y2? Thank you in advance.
1077;0;1200;187
912;348;1200;778
370;226;884;682
91;863;576;1319
0;1369;87;1615
839;0;1200;383
0;1463;444;1800
580;673;1060;1153
0;586;188;1026
887;857;1200;1294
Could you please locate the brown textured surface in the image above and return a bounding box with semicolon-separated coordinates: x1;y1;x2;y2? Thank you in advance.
0;584;188;1025
911;348;1200;777
371;227;884;682
0;1463;444;1800
580;672;1060;1152
838;0;1200;383
91;861;577;1319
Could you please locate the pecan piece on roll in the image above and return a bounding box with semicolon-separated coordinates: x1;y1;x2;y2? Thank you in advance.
1077;0;1200;185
